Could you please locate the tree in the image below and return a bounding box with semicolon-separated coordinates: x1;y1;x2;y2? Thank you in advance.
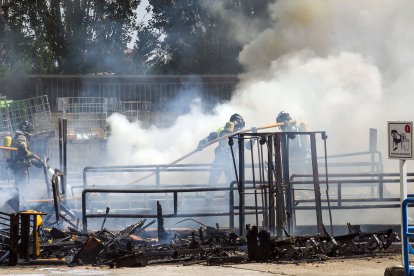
135;0;270;75
0;0;140;74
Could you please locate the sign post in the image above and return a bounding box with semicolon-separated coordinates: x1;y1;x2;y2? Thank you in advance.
388;121;413;266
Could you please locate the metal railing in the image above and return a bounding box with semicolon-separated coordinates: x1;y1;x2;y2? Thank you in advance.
290;172;412;211
82;186;230;233
82;163;213;189
402;196;414;276
318;150;384;173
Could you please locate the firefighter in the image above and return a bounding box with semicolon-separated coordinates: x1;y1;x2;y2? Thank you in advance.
197;113;246;186
276;111;310;172
9;121;43;186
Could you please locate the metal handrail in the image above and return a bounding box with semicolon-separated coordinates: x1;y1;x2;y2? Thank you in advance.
82;163;215;188
291;172;414;210
82;186;230;233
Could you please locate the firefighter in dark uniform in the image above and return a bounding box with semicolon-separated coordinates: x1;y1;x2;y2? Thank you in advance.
276;111;310;173
9;121;43;186
197;113;246;186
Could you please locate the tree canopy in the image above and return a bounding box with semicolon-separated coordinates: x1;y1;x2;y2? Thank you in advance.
135;0;270;74
1;0;139;75
0;0;270;77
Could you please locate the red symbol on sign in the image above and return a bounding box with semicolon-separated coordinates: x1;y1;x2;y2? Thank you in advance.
405;124;411;133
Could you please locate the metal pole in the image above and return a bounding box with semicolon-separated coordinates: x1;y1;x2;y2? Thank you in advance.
310;133;324;235
258;139;268;229
323;132;333;236
250;139;259;227
82;190;87;233
238;134;245;237
173;192;178;215
400;159;407;266
281;133;293;234
229;182;235;230
267;135;276;234
369;128;377;173
273;134;284;237
58;118;63;173
62;119;67;196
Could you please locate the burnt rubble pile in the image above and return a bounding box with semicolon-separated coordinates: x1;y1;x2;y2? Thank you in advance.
40;219;247;268
0;206;400;268
246;224;399;262
34;221;400;268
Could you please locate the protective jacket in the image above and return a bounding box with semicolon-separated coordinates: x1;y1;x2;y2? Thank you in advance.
12;132;36;165
9;131;42;185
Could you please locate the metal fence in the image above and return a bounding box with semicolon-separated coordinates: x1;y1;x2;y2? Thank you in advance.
0;95;53;137
0;95;53;180
29;75;237;113
115;101;152;127
57;97;117;140
0;95;12;136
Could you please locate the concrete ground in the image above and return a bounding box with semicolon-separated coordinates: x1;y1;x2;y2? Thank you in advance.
0;252;402;276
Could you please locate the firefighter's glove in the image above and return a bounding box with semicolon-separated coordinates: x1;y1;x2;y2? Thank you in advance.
197;140;207;151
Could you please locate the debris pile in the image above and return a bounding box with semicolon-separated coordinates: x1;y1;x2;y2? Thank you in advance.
246;224;399;262
32;222;399;268
0;205;400;268
39;219;246;268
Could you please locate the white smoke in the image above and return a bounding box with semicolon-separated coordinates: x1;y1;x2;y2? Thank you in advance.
106;99;238;166
103;0;414;225
237;0;414;171
107;0;414;172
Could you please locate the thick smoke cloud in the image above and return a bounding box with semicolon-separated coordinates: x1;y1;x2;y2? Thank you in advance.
237;0;414;170
107;0;412;172
107;99;237;166
103;0;414;225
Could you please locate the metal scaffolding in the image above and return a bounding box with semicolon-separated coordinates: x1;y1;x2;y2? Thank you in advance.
114;100;152;127
3;95;53;136
0;95;53;180
0;95;12;136
57;97;117;140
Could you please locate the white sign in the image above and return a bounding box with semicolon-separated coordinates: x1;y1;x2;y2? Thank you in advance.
388;121;413;159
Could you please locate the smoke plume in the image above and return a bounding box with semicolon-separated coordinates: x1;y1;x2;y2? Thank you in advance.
237;0;414;171
100;0;414;227
107;0;414;173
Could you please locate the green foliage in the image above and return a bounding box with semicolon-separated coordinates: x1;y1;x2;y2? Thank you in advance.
0;0;270;76
0;0;140;74
135;0;270;74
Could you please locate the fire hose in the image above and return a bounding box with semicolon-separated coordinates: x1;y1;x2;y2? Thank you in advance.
128;122;287;185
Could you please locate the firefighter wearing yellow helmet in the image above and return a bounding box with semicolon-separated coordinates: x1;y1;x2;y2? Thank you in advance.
197;113;246;186
8;121;43;186
276;111;311;172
